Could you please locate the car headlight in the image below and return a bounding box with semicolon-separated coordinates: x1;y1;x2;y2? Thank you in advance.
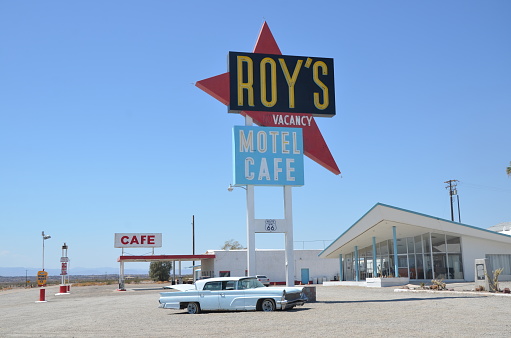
281;290;286;302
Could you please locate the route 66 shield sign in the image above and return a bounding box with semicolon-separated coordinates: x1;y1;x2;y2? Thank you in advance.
265;219;277;232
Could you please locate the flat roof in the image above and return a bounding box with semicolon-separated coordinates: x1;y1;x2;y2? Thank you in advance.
117;254;215;262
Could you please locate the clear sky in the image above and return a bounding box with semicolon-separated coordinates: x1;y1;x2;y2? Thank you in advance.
1;1;510;272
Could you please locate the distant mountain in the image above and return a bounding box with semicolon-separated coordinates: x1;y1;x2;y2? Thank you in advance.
0;266;161;277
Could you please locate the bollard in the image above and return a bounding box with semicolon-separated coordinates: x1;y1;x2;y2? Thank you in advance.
36;288;47;303
56;284;71;296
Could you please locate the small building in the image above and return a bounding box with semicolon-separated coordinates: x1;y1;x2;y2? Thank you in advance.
201;249;339;284
319;203;511;282
488;222;511;236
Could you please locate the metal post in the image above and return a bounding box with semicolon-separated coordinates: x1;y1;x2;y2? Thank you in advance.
339;254;343;281
41;231;51;273
445;180;459;222
192;215;195;281
393;226;398;278
449;181;454;221
372;236;378;277
246;185;256;276
284;185;294;286
245;114;256;277
457;195;461;223
42;233;45;271
354;246;359;282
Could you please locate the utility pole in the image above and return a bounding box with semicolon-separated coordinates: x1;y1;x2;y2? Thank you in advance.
444;180;460;222
192;215;195;281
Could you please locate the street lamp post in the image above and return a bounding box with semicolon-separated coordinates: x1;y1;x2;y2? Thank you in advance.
42;231;51;271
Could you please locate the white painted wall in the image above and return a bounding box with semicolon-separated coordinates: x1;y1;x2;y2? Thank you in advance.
201;249;339;284
461;235;511;282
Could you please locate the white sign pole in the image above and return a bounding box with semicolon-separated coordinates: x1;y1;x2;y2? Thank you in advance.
245;115;256;276
246;185;256;276
284;185;295;286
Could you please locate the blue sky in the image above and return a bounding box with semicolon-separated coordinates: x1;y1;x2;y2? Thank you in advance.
1;1;510;272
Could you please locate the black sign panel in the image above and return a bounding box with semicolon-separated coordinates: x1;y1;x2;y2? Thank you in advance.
228;52;335;117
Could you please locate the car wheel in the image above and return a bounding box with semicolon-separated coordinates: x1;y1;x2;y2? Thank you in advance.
261;299;276;312
186;302;201;314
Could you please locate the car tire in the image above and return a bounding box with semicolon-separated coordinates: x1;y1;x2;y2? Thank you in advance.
186;302;201;314
261;299;276;312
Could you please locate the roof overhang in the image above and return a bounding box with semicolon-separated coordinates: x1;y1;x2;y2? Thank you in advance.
117;254;215;263
320;203;511;259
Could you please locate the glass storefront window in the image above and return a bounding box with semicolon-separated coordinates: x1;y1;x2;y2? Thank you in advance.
423;234;431;253
364;247;372;258
446;235;461;253
433;253;448;279
359;257;366;272
448;254;464;279
376;258;382;277
408;254;417;279
380;241;389;256
407;237;415;254
424;254;433;279
416;254;424;279
381;257;391;277
396;238;407;254
366;258;374;278
398;255;408;278
344;234;463;281
431;233;446;252
415;235;423;253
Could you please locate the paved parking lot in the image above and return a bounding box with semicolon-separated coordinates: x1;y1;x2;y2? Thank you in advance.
1;282;510;337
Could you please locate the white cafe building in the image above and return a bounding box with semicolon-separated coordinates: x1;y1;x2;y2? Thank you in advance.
319;203;511;283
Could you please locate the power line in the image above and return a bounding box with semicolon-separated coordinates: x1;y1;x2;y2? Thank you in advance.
294;240;334;249
459;181;511;194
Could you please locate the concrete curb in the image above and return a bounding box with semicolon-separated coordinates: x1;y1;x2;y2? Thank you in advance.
394;288;511;297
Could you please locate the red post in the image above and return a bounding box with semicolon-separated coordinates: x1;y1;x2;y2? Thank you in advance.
39;288;46;302
60;285;67;293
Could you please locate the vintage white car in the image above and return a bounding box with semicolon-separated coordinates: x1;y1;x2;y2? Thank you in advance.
159;276;307;314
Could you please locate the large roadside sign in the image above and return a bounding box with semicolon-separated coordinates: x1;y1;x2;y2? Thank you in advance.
228;52;335;117
232;126;304;186
114;233;162;248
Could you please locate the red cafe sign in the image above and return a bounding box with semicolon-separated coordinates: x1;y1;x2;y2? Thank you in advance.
114;233;162;248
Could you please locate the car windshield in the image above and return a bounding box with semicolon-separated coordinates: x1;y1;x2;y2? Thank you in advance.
238;278;265;289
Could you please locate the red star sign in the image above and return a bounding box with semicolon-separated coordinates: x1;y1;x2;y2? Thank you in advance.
196;22;340;175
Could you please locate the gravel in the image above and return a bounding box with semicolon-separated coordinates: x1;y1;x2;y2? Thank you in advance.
1;282;510;337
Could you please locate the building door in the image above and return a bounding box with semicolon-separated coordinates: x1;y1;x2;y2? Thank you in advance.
301;268;310;285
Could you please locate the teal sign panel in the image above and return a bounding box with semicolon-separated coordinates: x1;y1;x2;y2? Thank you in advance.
233;126;304;186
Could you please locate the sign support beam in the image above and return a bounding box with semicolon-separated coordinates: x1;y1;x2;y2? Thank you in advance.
243;115;297;286
284;185;295;287
245;115;256;276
